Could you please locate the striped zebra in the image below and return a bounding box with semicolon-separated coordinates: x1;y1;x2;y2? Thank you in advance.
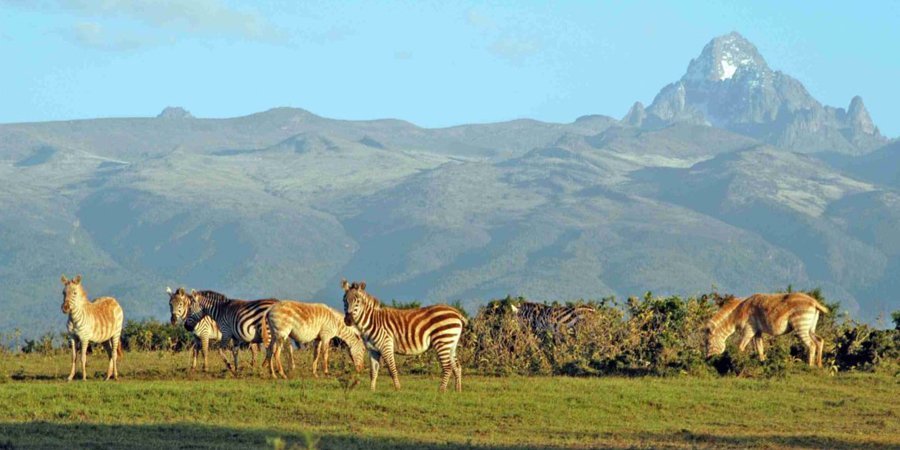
167;286;231;372
61;275;124;381
705;292;829;367
509;302;597;334
186;290;282;374
341;280;467;392
263;301;367;379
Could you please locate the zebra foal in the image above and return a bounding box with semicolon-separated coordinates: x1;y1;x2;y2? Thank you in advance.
186;290;289;374
167;286;230;372
341;280;467;392
61;275;124;381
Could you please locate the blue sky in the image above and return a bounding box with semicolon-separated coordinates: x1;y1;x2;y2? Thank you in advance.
1;1;898;136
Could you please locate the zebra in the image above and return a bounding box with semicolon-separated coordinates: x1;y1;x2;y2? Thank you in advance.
509;301;597;334
60;275;124;381
167;286;231;372
341;279;467;392
705;292;829;367
263;300;367;379
185;290;283;373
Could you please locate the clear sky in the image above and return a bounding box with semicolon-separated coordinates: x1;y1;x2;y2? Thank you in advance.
1;1;898;136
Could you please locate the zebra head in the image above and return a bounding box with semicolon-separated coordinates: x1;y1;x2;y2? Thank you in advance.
185;289;206;327
167;286;190;325
704;296;742;357
704;322;727;357
60;274;84;314
341;279;369;327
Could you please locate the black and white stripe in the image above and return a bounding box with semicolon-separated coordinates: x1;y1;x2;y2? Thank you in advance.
510;302;596;334
341;280;466;392
187;290;279;373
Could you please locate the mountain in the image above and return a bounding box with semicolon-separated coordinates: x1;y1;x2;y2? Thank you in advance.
642;32;887;155
1;33;897;338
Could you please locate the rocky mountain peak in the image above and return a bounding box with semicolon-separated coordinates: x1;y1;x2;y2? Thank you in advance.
684;32;769;83
847;96;876;135
641;32;886;154
622;101;646;127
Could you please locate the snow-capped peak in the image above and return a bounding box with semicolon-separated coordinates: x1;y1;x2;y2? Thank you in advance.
684;32;769;82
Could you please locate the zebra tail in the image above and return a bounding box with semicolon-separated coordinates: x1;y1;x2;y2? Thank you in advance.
814;301;829;314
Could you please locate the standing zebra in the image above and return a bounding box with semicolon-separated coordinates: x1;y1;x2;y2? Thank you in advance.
341;280;467;392
510;302;596;334
186;290;281;373
263;301;367;379
60;275;124;381
705;292;829;367
167;286;229;372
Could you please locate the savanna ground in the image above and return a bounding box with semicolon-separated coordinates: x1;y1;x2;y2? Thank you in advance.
0;350;897;450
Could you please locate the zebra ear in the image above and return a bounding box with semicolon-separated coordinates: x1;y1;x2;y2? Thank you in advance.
166;286;173;295
61;275;68;284
341;279;350;292
73;275;81;285
359;281;366;290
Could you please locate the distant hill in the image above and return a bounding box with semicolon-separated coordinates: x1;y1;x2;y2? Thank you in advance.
1;33;897;337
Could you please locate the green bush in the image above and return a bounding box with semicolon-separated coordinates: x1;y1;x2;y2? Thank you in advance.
122;319;194;352
454;290;898;378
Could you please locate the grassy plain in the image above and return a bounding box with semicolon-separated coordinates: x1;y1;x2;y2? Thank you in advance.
0;351;897;449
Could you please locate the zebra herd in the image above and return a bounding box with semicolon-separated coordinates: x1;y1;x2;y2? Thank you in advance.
59;274;832;390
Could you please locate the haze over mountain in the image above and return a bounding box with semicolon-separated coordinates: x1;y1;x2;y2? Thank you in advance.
1;32;897;336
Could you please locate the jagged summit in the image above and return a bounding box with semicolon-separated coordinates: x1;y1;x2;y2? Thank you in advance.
641;32;886;155
847;96;876;135
684;32;769;82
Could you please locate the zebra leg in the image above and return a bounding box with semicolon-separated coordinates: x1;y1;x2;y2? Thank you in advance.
103;340;114;380
796;329;816;367
381;347;401;390
250;343;258;368
288;342;295;371
108;335;120;380
80;340;89;381
435;343;454;392
231;341;240;374
201;337;211;372
217;340;231;372
67;337;77;382
276;339;288;379
812;332;825;368
737;327;755;355
312;338;322;378
190;338;199;372
753;336;766;361
323;340;331;376
112;335;120;380
452;346;462;392
368;350;381;391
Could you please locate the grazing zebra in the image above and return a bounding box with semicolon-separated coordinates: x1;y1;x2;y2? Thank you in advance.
263;301;367;379
705;292;829;367
186;290;282;373
167;286;230;372
341;280;467;392
509;302;597;334
60;275;124;381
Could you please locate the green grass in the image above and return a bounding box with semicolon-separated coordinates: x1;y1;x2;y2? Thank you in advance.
0;351;898;449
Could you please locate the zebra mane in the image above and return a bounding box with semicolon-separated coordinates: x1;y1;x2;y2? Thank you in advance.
707;297;743;331
195;290;230;303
